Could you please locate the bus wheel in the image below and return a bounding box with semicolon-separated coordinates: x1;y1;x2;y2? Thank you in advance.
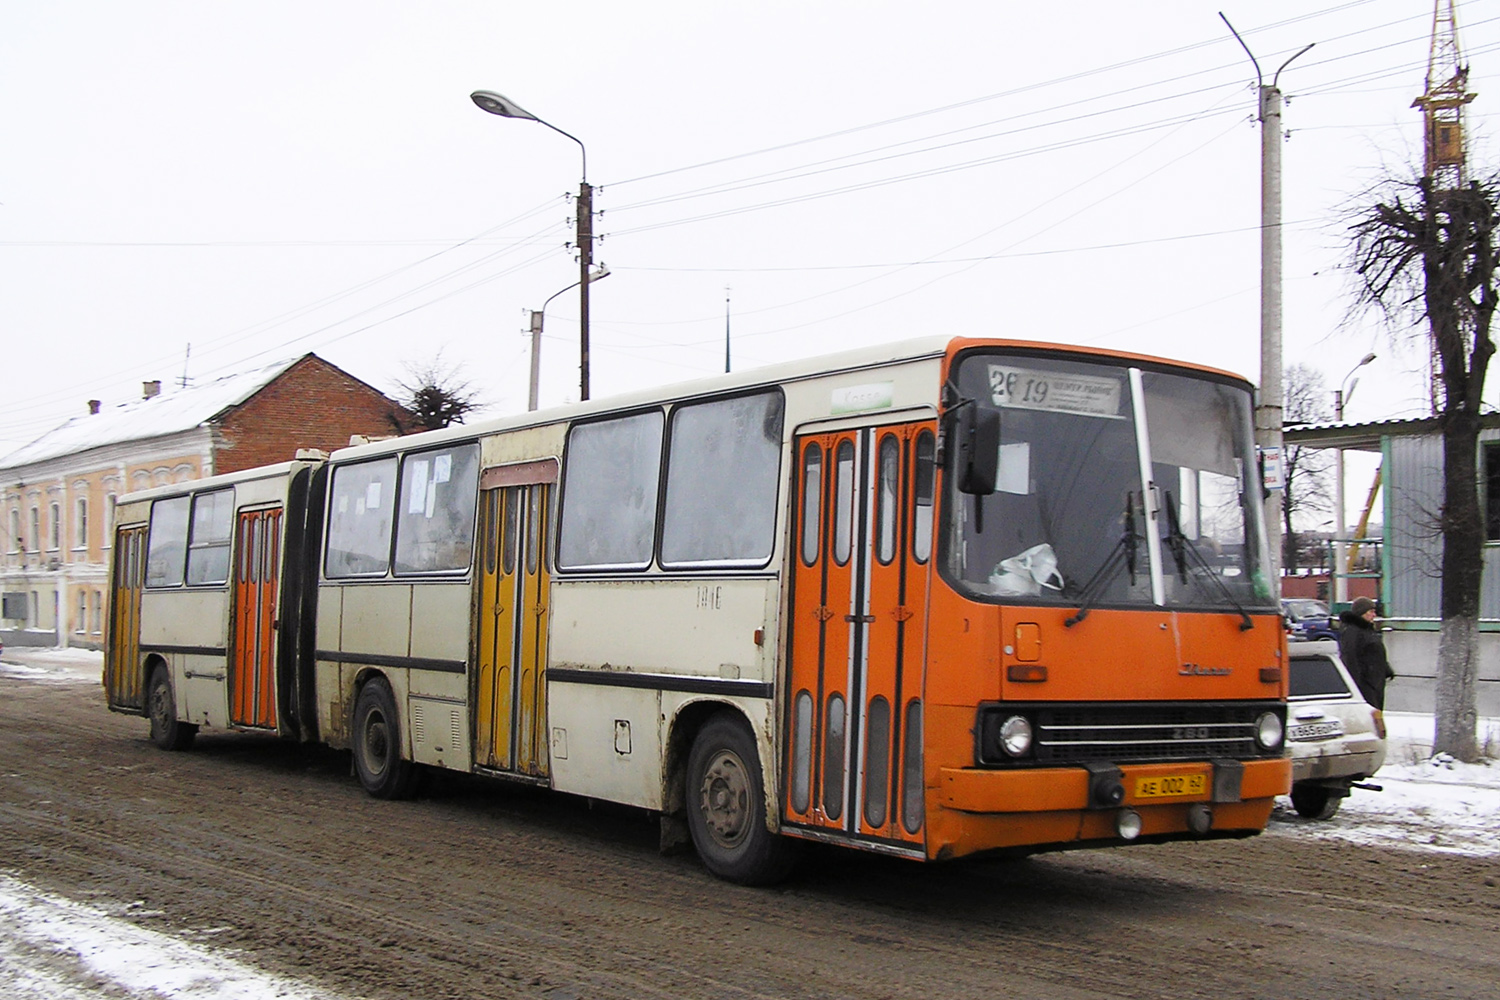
147;666;196;751
686;714;798;885
352;678;418;800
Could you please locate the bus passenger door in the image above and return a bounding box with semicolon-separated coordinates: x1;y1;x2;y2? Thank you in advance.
230;507;280;729
105;525;146;711
475;480;552;778
785;421;933;845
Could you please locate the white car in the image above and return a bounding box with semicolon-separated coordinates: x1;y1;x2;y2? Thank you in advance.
1285;639;1387;819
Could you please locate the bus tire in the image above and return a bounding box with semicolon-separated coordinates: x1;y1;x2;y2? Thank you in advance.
147;666;197;751
352;678;418;800
686;714;798;885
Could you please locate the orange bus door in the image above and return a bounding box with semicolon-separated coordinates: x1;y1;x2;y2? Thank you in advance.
230;507;281;729
786;422;932;845
104;525;147;711
475;481;552;778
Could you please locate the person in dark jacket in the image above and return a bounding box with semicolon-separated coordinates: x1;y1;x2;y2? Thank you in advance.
1338;596;1395;709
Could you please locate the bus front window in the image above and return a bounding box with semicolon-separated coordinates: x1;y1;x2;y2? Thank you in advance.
941;352;1273;612
943;355;1149;608
1143;370;1273;608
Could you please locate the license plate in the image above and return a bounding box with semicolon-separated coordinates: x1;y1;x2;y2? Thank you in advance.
1135;774;1206;799
1289;720;1344;741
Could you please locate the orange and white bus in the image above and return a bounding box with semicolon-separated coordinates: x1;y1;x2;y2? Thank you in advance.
105;336;1291;884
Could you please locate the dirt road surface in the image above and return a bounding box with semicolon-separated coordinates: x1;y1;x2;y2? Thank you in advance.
2;657;1497;1000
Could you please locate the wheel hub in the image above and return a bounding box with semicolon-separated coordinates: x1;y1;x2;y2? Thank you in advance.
700;750;750;848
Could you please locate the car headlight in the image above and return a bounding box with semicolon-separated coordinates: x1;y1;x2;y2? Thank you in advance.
1255;711;1284;752
999;715;1033;757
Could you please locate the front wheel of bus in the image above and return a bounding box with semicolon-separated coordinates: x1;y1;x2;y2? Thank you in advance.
686;714;798;885
147;666;196;751
352;678;418;800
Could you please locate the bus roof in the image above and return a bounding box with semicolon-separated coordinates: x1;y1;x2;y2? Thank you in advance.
328;334;1253;464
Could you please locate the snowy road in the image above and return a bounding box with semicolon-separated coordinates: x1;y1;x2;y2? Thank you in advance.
2;648;1497;1000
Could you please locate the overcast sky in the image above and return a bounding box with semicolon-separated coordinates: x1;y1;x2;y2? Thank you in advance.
4;1;1499;517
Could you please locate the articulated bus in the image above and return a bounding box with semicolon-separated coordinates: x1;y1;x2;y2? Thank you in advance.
105;337;1291;884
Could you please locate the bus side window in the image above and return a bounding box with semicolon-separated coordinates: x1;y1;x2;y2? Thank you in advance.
833;440;855;566
660;391;784;569
912;430;935;564
325;458;398;578
557;411;664;572
394;444;480;575
186;489;233;586
877;435;899;565
145;496;190;588
801;444;822;566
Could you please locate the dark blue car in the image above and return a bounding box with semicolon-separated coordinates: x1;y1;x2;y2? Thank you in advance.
1281;598;1337;641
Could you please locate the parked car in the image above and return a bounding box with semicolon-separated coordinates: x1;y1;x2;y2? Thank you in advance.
1281;597;1338;641
1285;639;1387;819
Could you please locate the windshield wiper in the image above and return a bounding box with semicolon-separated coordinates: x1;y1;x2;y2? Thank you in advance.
1064;494;1138;628
1162;491;1254;631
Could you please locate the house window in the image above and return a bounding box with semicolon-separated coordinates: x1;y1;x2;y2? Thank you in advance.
75;498;88;551
48;502;60;551
90;590;102;634
7;509;17;553
28;507;39;552
1487;443;1500;541
75;590;86;634
104;493;117;549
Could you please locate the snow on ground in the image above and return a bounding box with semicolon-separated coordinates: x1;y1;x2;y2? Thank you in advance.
1269;711;1500;857
1;646;1497;996
0;873;342;1000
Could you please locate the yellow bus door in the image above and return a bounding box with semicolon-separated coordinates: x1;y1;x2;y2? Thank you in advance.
230;507;281;729
475;479;552;777
786;422;932;844
104;525;147;711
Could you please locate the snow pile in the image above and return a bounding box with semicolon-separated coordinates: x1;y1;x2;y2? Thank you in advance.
1270;711;1500;856
0;873;341;999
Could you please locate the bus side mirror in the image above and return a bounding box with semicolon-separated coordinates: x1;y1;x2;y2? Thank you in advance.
951;406;1000;495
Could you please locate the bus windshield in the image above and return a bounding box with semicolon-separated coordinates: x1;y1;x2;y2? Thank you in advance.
941;352;1273;611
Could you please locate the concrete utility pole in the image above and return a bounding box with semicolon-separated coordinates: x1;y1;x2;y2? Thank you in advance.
1222;14;1313;588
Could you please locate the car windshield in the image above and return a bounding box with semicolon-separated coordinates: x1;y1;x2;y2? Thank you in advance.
940;351;1273;611
1284;599;1329;619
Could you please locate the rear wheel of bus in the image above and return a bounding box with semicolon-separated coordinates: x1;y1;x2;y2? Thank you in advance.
352;677;419;800
147;665;196;751
686;713;798;885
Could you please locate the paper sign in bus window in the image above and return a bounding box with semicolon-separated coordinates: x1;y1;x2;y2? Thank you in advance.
408;460;430;514
987;364;1123;418
996;442;1031;495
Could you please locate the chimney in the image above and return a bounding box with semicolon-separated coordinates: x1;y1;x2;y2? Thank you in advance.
87;400;101;415
142;380;161;400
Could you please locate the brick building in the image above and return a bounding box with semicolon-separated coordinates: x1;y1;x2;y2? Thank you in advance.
0;354;410;649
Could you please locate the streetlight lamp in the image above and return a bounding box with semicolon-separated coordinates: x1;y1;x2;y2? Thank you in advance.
470;89;596;401
1332;351;1377;605
527;266;610;411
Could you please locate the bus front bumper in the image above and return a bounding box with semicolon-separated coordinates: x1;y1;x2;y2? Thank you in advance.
930;757;1291;859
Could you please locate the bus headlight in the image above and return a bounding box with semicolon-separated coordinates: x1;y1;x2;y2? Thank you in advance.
1254;711;1284;752
999;715;1033;757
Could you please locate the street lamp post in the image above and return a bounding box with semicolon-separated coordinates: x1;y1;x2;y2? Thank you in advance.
527;267;610;411
470;90;595;401
1333;351;1377;605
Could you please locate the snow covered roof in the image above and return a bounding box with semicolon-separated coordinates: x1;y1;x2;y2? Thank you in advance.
0;357;304;470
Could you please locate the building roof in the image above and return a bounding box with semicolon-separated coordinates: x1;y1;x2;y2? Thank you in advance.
1283;412;1500;451
0;357;305;471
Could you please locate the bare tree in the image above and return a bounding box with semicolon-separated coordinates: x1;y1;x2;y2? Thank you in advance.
391;356;480;433
1348;173;1499;762
1281;363;1334;575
